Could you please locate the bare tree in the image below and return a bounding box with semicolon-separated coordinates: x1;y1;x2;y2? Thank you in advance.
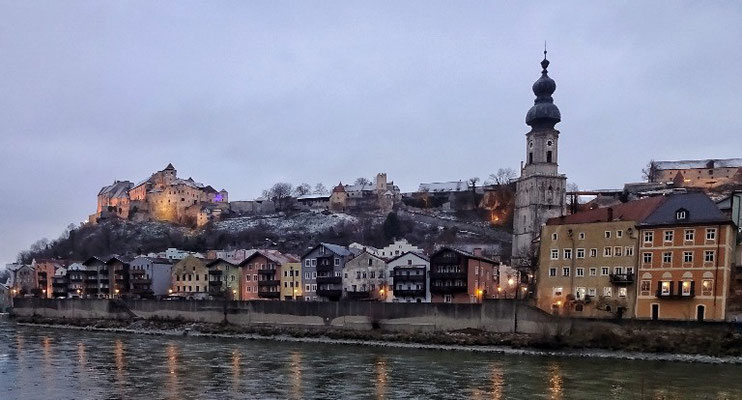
354;177;371;187
641;160;658;182
294;183;312;197
468;177;480;191
313;183;328;195
265;182;294;211
486;168;517;185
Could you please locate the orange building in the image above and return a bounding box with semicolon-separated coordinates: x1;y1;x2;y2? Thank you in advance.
429;247;499;303
635;191;736;321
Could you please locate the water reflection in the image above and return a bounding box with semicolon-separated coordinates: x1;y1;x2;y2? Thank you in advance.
3;321;742;399
547;362;563;400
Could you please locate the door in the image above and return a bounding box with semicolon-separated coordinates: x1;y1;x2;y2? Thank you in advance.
697;305;705;322
651;304;659;320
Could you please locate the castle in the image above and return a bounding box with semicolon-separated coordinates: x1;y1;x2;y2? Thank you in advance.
91;163;229;226
329;173;401;212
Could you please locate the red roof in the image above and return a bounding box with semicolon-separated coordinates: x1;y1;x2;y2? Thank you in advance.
332;182;346;193
547;195;667;225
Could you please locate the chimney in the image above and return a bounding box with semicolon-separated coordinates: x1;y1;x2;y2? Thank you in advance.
473;248;483;257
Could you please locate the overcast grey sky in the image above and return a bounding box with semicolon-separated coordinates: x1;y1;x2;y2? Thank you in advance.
1;1;741;263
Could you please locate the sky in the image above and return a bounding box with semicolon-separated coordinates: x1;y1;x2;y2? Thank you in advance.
1;1;741;264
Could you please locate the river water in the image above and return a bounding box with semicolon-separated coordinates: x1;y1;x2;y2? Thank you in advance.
1;320;741;399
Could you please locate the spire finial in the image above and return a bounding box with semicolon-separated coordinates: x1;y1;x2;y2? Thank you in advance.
540;44;550;73
544;41;547;58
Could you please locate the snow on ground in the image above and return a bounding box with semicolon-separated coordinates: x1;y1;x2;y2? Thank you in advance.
215;212;359;234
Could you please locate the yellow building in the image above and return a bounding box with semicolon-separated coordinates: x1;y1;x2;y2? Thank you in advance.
280;262;302;300
537;196;665;318
171;255;209;299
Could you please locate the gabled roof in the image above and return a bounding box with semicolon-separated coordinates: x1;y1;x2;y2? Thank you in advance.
240;250;300;266
82;256;108;266
132;256;172;264
301;242;351;259
205;258;238;268
98;180;134;198
347;250;388;264
431;247;497;264
639;191;731;227
105;255;132;265
418;181;468;193
547;196;667;225
387;251;429;263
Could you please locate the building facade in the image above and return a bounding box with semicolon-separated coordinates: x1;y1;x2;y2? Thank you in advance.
429;248;499;303
171;255;209;299
636;192;736;321
343;251;387;301
386;252;430;303
280;261;303;300
205;259;242;300
512;51;567;268
129;256;173;297
648;158;742;188
301;243;354;301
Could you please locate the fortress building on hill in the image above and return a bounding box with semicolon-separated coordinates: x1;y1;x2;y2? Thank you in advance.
91;163;229;226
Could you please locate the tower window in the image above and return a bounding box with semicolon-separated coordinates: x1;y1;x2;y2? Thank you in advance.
547;151;553;163
528;152;533;164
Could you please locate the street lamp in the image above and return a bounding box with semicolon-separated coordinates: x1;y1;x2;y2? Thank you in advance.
476;288;484;303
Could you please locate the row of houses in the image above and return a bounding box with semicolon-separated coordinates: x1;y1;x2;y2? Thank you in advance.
5;240;513;304
536;190;742;322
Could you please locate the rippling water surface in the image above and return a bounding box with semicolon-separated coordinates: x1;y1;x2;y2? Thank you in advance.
1;320;742;399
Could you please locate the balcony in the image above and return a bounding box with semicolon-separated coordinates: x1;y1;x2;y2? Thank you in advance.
258;267;277;274
130;278;151;285
393;288;426;297
430;271;466;280
391;273;425;281
430;282;467;294
609;273;634;285
258;291;280;299
316;276;342;285
258;279;280;286
316;264;335;273
346;290;371;299
317;289;342;299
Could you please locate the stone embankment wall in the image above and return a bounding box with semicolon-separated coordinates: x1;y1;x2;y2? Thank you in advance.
11;299;556;334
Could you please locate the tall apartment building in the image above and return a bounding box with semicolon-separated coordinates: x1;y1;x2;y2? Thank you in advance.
301;243;355;301
429;247;499;303
343;251;387;301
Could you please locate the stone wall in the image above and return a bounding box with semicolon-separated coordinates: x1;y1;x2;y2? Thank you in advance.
11;298;557;334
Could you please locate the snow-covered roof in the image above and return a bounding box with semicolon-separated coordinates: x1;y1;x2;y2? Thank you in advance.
297;194;330;201
320;242;351;256
343;183;375;192
418;181;468;193
655;158;742;170
98;181;134;198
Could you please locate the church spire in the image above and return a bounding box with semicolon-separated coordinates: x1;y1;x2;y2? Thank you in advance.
525;49;561;129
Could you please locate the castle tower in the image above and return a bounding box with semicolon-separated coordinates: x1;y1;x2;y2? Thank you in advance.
375;173;387;192
511;50;567;268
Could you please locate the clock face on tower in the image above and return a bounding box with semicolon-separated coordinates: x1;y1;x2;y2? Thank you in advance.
547;140;553;146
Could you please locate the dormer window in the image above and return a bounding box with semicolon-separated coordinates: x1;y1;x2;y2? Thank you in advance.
676;209;688;220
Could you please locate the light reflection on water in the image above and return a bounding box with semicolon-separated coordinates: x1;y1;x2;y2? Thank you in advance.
1;320;742;399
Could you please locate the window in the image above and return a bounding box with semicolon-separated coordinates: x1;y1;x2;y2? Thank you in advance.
311;259;317;266
614;267;624;274
444;294;452;303
625;246;634;257
590;248;598;257
312;272;317;279
643;231;654;244
640;280;651;296
704;251;715;263
589;268;597;276
601;267;609;276
334;258;340;266
578;232;585;240
603;287;612;297
684;229;695;242
664;230;674;242
588;288;597;297
552;233;558;240
604;231;611;239
549;268;557;277
683;251;693;263
616;230;623;238
643;252;652;264
576;268;584;277
575;287;586;300
311;284;317;291
305;284;310;291
681;280;692;296
618;287;627;298
626;267;634;275
553;287;563;296
662;252;672;264
562;267;570;277
706;228;717;241
614;247;622;257
603;247;612;257
550;249;559;260
702;279;713;296
676;210;687;220
660;281;671;296
576;248;585;259
563;249;572;260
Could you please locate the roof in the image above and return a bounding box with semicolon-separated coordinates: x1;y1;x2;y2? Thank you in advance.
297;194;330;201
164;163;175;171
344;183;375;192
431;247;497;264
654;158;742;170
301;242;351;259
347;249;388;264
132;256;172;264
639;191;731;227
98;180;134;198
418;181;468;193
205;258;238;268
387;251;429;263
547;196;667;225
239;250;299;266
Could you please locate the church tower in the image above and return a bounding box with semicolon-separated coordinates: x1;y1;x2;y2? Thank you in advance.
511;50;567;268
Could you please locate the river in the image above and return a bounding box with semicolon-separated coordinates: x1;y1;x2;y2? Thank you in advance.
1;320;741;399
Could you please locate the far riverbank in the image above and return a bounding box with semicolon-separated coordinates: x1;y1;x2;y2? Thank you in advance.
11;315;742;364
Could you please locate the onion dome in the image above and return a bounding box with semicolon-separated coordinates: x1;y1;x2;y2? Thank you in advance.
525;50;561;128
